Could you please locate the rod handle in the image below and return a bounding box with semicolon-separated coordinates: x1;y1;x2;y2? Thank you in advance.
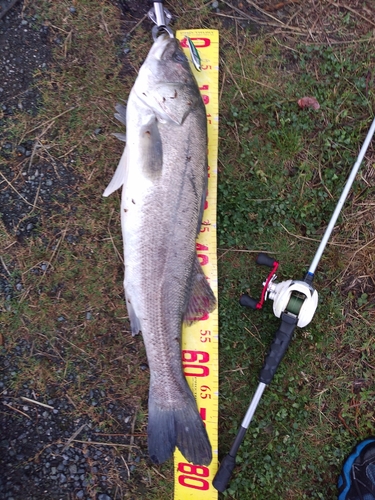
212;453;236;492
212;426;247;492
259;312;298;384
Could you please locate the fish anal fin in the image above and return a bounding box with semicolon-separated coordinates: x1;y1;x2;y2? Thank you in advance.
184;256;216;324
126;296;142;337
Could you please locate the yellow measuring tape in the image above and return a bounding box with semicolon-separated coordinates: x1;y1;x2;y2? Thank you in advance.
174;29;219;500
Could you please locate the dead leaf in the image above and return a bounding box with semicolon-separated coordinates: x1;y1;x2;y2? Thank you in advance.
298;96;320;110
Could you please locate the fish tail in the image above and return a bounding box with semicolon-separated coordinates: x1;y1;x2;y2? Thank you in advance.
148;386;212;466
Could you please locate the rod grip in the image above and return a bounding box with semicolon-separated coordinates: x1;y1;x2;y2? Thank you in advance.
212;454;236;492
259;312;298;385
212;426;247;492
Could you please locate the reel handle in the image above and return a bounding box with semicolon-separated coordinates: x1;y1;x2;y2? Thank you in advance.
213;426;247;492
240;253;279;310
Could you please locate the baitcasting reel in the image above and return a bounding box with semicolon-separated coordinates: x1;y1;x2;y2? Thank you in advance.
240;253;318;328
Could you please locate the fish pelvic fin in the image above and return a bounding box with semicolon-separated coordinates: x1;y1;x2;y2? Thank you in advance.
103;146;128;197
138;118;163;179
184;255;216;324
148;386;212;466
103;103;127;195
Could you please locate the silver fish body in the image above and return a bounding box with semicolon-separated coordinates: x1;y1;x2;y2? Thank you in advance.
104;35;216;465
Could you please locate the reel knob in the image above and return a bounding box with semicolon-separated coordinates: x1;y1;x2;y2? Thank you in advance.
239;294;259;310
256;253;277;267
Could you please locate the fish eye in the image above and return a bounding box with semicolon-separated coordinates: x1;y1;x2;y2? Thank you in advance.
172;50;187;63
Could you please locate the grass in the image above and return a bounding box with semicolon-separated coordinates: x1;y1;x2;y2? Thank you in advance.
1;0;375;499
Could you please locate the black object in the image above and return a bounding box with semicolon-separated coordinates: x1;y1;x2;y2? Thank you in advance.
212;428;246;492
338;437;375;500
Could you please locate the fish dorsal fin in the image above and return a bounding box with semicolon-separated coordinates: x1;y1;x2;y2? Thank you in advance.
184;255;216;324
103;146;128;197
149;83;201;125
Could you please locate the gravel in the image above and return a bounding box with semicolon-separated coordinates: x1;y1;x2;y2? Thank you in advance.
0;2;146;498
0;0;50;115
0;0;77;242
0;159;78;239
0;340;138;500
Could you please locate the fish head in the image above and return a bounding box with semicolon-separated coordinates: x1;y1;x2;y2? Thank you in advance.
143;35;193;85
135;35;203;124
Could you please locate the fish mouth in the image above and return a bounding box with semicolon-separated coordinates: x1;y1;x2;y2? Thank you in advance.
152;35;188;65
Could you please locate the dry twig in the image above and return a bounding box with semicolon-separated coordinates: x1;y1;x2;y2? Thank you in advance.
20;397;54;410
3;402;31;420
128;411;137;462
25;106;77;135
63;423;88;452
71;439;137;448
0;171;39;209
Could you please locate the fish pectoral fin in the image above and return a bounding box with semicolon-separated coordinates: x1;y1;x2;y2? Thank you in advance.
151;84;200;125
139;117;163;178
103;146;128;197
184;255;216;324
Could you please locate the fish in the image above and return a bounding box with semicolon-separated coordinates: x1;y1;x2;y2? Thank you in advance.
103;34;216;466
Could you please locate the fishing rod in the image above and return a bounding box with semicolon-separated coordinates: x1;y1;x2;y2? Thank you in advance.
213;115;375;493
